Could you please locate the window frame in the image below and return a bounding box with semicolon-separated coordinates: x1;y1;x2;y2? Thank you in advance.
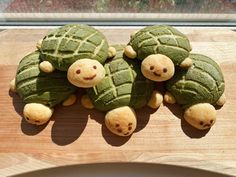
0;12;235;27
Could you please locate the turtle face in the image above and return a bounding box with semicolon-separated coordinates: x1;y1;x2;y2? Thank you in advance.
67;59;105;88
105;106;137;137
141;54;175;82
184;103;216;130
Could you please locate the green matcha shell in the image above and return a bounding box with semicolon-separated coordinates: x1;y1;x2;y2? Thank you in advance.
40;24;109;71
129;25;192;66
15;51;77;107
166;53;225;108
86;45;155;111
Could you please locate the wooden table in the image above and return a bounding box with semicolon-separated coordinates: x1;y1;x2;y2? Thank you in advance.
0;27;236;177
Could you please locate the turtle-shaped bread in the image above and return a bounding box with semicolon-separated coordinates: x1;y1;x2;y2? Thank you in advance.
10;51;77;125
81;45;163;136
164;53;226;130
38;24;116;88
124;25;192;82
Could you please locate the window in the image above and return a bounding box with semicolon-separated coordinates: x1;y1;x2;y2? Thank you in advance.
1;0;236;26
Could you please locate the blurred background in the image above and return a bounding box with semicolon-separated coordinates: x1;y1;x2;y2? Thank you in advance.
0;0;235;26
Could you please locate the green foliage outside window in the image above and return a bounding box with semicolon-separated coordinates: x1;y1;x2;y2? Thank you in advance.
4;0;236;13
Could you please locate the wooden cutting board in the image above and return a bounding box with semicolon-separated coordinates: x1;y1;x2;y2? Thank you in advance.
0;27;236;177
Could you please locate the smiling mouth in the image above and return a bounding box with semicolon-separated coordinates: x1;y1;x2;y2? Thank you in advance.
83;74;97;80
153;72;161;77
203;123;211;128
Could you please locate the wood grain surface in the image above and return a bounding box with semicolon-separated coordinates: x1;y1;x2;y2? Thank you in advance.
0;27;236;177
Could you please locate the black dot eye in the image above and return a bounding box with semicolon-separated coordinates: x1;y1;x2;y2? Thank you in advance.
93;65;97;69
150;66;154;70
76;69;81;74
163;68;168;73
200;121;204;125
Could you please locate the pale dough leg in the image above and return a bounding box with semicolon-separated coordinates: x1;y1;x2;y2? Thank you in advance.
36;39;43;50
23;103;54;125
62;94;77;106
124;45;137;59
39;61;55;73
81;94;94;109
164;91;176;104
130;30;138;38
147;90;163;109
9;78;17;92
216;93;226;106
108;46;116;58
180;58;193;68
